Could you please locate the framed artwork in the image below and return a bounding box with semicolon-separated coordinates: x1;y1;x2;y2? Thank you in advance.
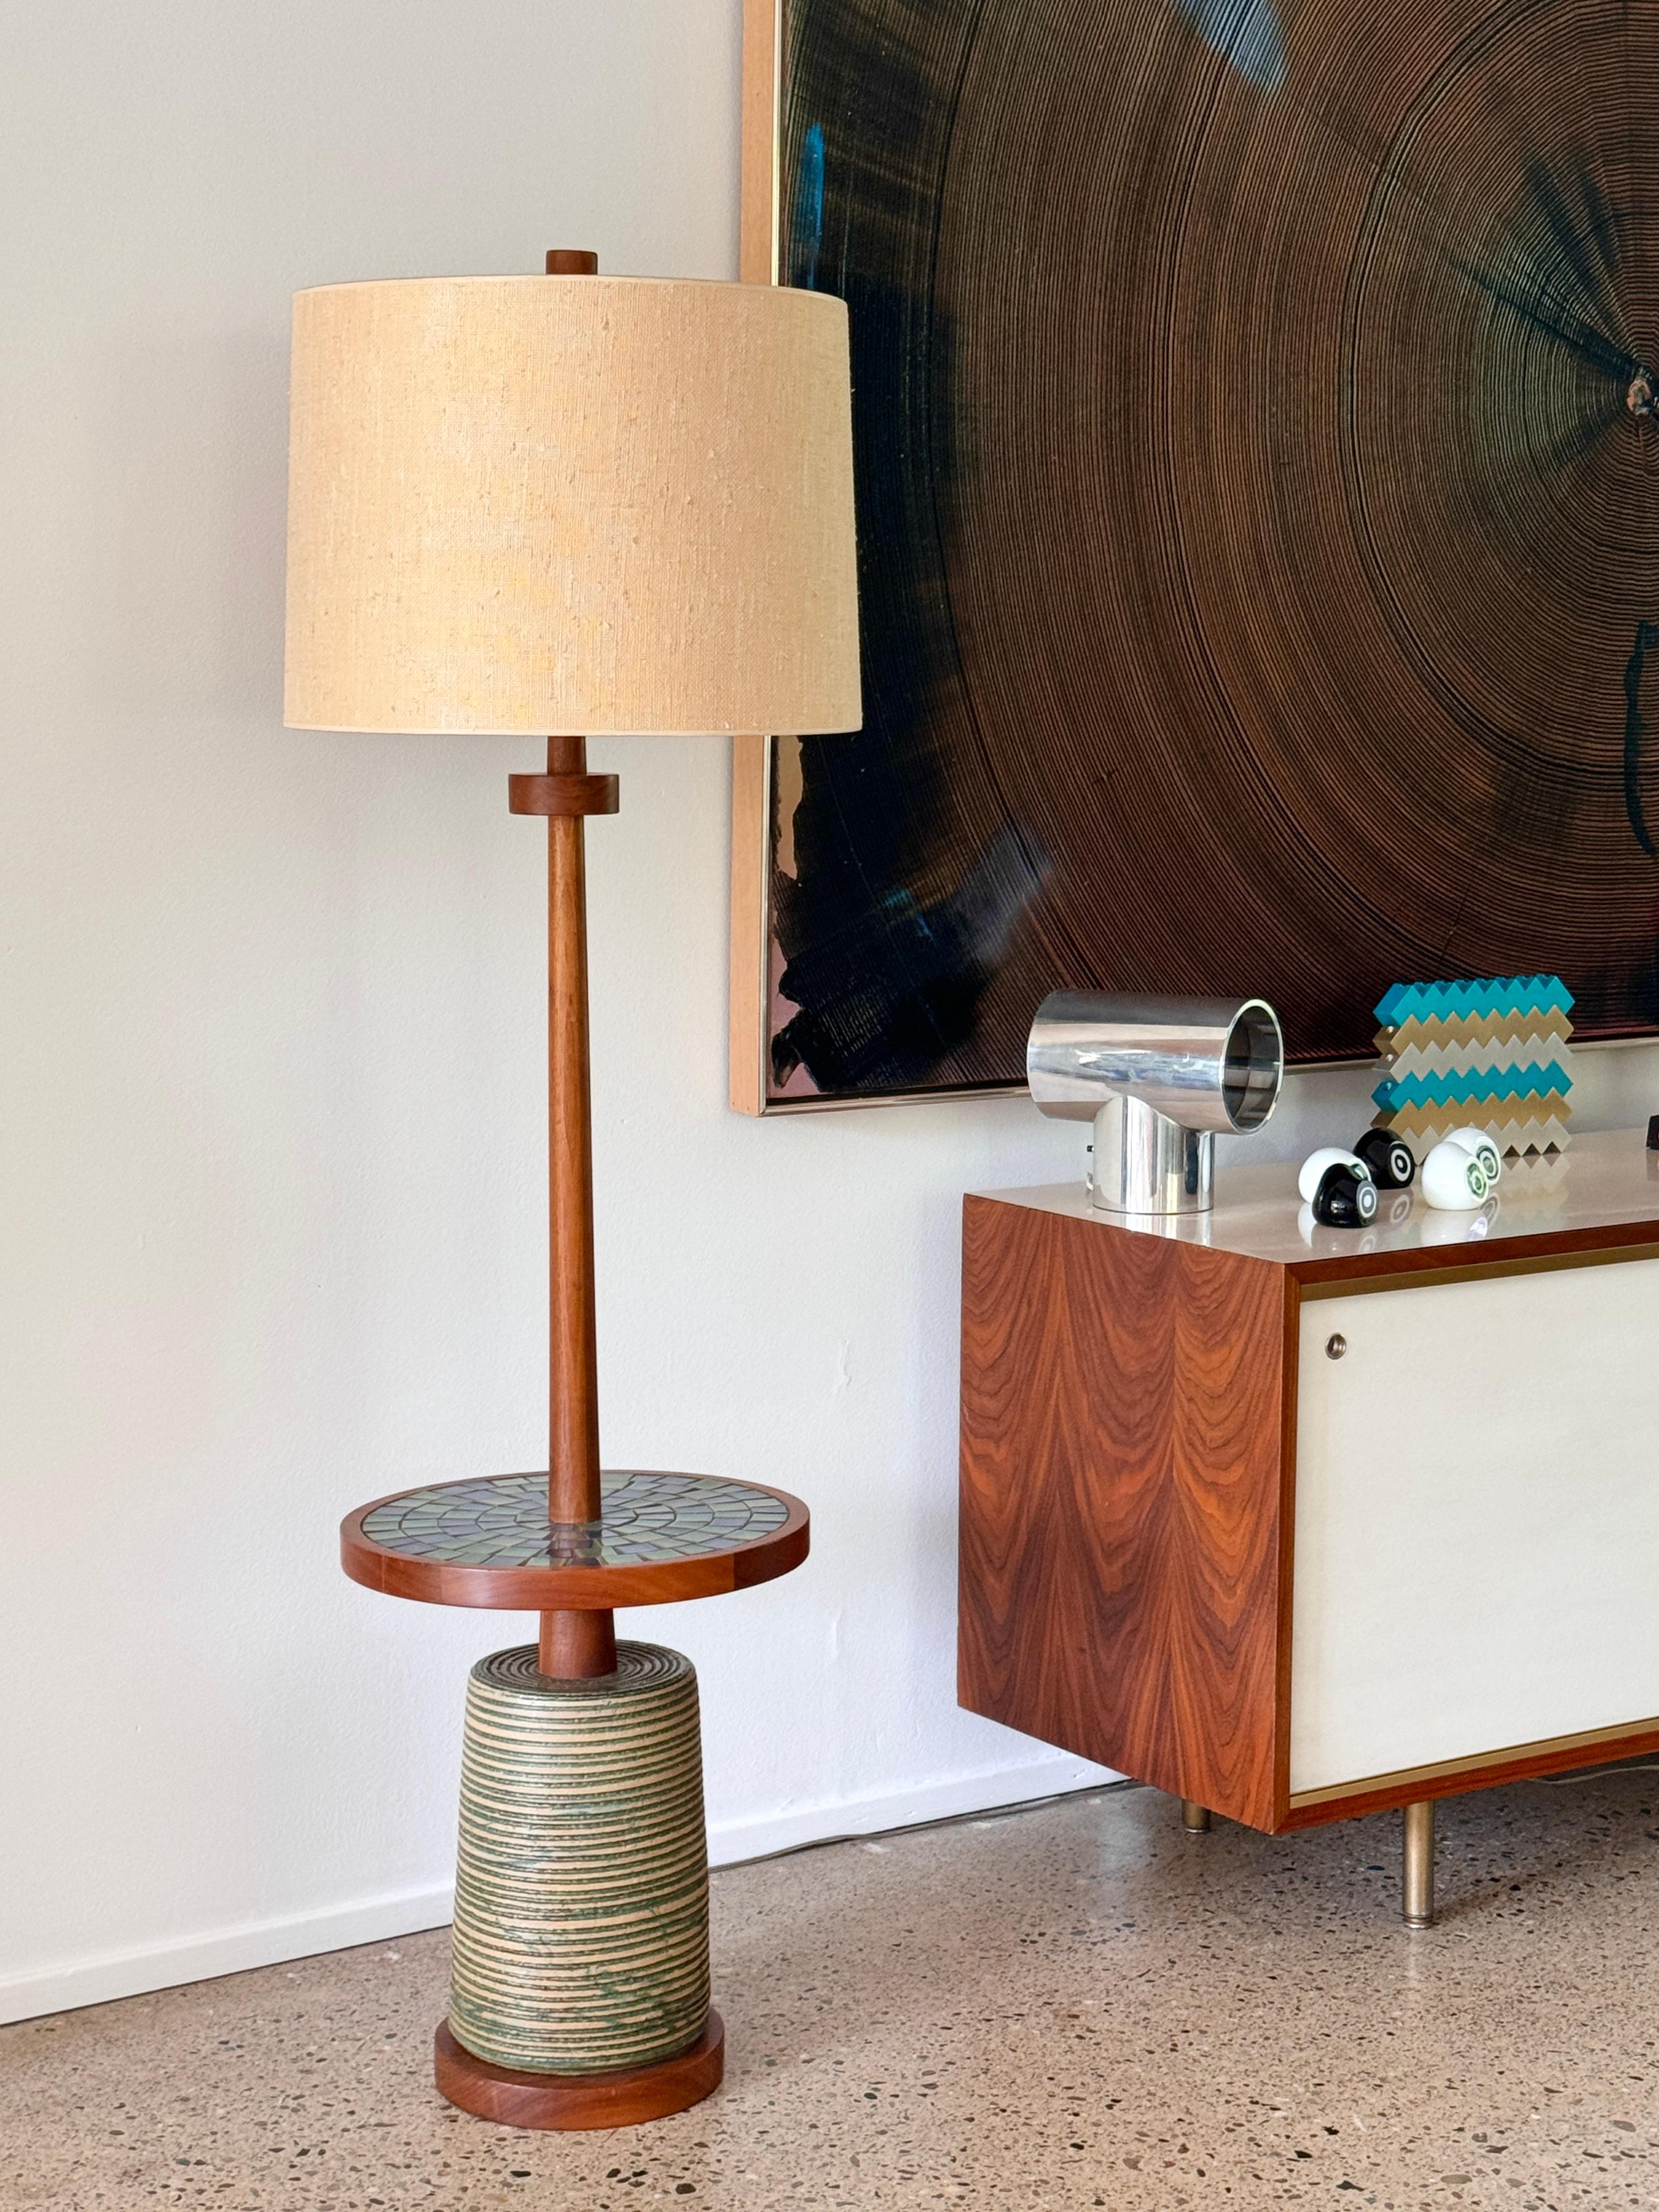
731;0;1659;1113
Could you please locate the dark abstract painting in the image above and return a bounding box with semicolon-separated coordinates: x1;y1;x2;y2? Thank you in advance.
738;0;1659;1107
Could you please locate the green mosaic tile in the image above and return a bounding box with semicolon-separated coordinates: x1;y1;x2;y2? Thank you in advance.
361;1471;791;1568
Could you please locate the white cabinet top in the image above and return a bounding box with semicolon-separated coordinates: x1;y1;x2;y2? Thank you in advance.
977;1125;1659;1269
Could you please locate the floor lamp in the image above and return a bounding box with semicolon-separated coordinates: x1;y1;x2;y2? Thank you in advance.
284;252;860;2128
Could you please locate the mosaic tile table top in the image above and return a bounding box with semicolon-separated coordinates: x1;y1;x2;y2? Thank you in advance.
361;1472;793;1569
341;1470;810;1609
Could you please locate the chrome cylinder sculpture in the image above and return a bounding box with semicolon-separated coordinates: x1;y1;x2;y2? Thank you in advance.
1027;992;1285;1216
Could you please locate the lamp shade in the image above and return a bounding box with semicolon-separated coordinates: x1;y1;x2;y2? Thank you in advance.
284;276;861;736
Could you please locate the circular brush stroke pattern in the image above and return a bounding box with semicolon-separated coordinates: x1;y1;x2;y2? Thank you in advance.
448;1642;710;2076
772;0;1659;1097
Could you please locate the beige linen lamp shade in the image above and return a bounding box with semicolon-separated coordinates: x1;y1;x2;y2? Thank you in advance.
284;275;861;736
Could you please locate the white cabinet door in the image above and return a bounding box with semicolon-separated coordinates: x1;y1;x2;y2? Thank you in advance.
1290;1257;1659;1798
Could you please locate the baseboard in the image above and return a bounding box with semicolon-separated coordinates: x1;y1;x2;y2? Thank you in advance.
0;1883;456;2029
707;1750;1119;1864
0;1753;1115;2027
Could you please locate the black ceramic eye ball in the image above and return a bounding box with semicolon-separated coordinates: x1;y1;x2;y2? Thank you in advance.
1353;1128;1416;1189
1313;1164;1379;1227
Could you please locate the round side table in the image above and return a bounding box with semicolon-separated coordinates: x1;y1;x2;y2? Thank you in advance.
343;1468;809;2128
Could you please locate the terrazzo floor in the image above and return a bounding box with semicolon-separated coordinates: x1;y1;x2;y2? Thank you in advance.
5;1771;1658;2211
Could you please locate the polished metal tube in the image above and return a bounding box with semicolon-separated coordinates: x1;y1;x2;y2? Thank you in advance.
1180;1799;1212;1834
1028;991;1284;1133
1029;990;1284;1216
1402;1799;1435;1926
1092;1095;1214;1215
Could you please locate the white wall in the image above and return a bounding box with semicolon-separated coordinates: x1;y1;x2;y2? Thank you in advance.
6;0;1658;2026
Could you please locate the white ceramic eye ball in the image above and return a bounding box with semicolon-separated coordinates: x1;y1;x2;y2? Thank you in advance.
1297;1147;1370;1202
1445;1126;1502;1185
1422;1138;1490;1210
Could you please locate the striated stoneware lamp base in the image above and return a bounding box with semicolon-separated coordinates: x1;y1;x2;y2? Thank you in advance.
447;1645;711;2078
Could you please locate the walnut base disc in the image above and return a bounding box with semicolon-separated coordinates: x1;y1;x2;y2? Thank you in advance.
433;2014;725;2130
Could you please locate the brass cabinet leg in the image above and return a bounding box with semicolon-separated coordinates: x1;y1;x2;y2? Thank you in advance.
1403;1799;1435;1926
1181;1799;1212;1833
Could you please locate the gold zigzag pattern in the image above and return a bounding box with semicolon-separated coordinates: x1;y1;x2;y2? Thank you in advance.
1372;1012;1574;1055
1373;1102;1573;1154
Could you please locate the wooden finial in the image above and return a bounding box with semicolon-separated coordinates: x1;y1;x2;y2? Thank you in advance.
545;248;599;275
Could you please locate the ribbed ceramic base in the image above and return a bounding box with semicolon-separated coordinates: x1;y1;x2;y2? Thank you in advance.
448;1642;709;2077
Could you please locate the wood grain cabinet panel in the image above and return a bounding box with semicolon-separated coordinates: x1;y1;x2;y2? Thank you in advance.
958;1197;1292;1830
958;1132;1659;1833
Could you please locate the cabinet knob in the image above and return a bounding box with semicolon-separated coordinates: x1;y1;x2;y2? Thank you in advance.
1326;1332;1347;1360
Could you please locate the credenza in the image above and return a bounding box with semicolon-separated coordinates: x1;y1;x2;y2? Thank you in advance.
958;1126;1659;1922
